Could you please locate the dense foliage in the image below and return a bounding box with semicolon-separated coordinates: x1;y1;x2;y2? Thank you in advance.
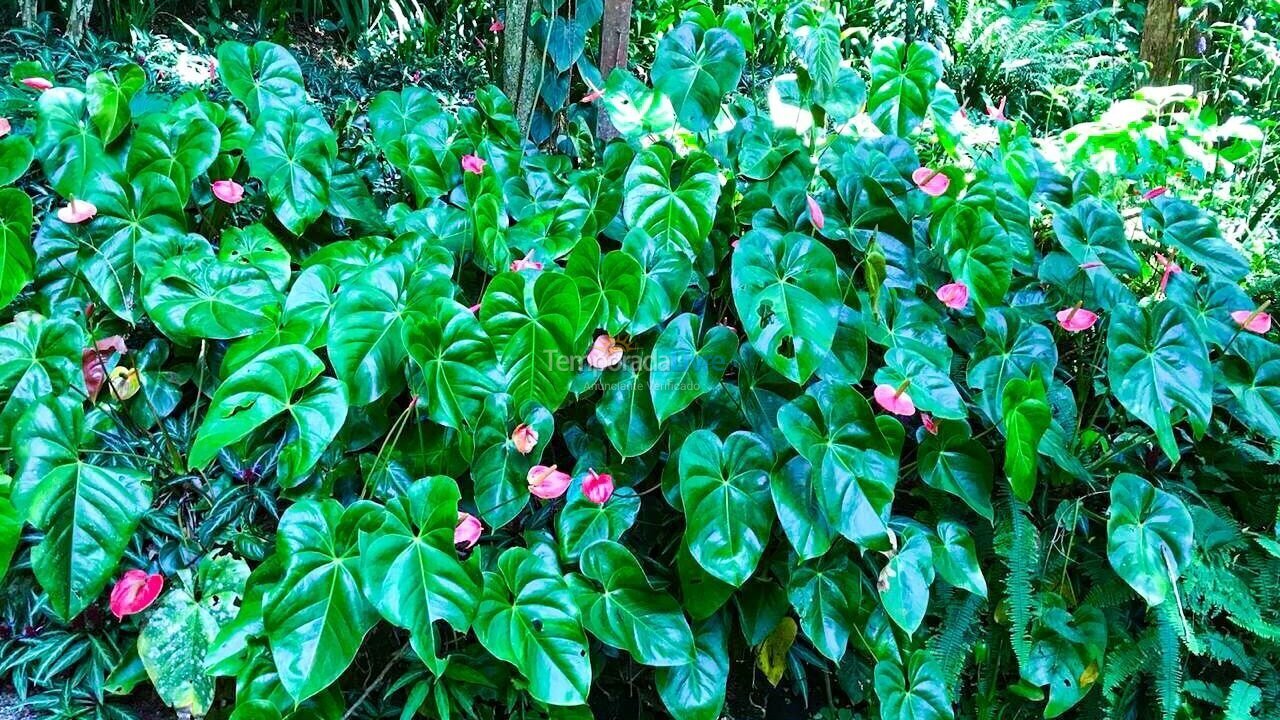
2;2;1280;720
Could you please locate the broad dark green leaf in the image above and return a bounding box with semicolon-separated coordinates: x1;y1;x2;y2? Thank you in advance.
650;313;737;422
679;430;774;587
651;24;745;131
655;612;730;720
867;39;943;136
1106;474;1194;606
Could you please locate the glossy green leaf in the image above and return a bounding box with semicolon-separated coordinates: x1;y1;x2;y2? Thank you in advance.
655;612;730;720
623;147;721;261
650;313;737;422
143;250;281;343
247;104;336;234
679;430;774;587
217;41;307;117
86;64;145;144
787;552;864;661
874;650;954;720
651;23;745;131
867;39;943;136
0;188;34;309
475;546;591;706
480;271;580;412
929;521;987;597
1106;474;1194;606
404;297;502;431
917;420;994;522
878;531;934;635
556;482;640;562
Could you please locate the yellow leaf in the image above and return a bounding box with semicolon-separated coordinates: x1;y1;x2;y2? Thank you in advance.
1079;661;1099;687
757;617;797;686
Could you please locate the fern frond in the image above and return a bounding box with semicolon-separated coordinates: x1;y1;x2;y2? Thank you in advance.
929;591;985;692
1224;680;1262;720
1155;602;1184;720
1005;499;1038;670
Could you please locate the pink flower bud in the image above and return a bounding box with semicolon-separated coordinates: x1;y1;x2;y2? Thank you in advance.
510;252;544;272
490;19;505;33
1142;186;1167;201
0;118;10;138
528;464;571;499
109;570;163;619
935;282;969;309
806;195;825;230
583;469;614;505
461;154;487;174
581;88;603;103
986;96;1007;121
454;512;483;549
921;414;938;435
512;423;539;455
912;167;950;196
21;77;52;91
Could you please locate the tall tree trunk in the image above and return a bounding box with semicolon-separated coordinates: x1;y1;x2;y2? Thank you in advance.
596;0;632;141
20;0;37;28
502;0;540;137
1140;0;1182;84
66;0;93;45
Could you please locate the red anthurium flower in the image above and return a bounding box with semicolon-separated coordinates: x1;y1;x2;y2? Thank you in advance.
21;77;52;91
0;118;10;138
911;167;950;197
874;381;916;417
528;465;572;499
806;195;825;230
461;154;487;174
510;252;543;272
109;570;163;619
1056;306;1099;332
83;336;127;401
212;180;244;204
587;333;624;370
583;469;615;505
1232;309;1272;334
921;414;938;435
581;88;603;103
454;512;483;549
57;199;97;224
512;423;539;455
936;282;969;309
490;19;505;33
1142;186;1167;201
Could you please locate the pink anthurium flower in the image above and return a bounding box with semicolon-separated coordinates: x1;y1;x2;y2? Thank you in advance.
587;333;624;370
1142;186;1167;201
1155;253;1181;298
1232;309;1272;334
490;19;505;33
0;118;10;138
461;154;487;174
581;88;603;103
583;469;615;505
510;252;543;272
911;167;950;197
454;512;483;549
935;282;969;309
806;195;825;231
1056;305;1099;332
207;58;218;82
21;77;52;91
57;199;97;224
874;381;916;417
212;179;244;204
528;464;572;499
511;423;539;454
83;335;127;401
468;303;481;314
921;414;938;435
109;570;163;620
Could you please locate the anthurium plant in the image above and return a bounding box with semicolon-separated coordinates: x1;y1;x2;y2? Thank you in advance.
1;5;1279;720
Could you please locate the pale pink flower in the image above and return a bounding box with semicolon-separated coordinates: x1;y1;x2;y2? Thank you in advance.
806;195;825;230
528;464;572;500
461;154;486;174
873;382;915;416
490;19;505;33
1142;186;1167;201
454;512;483;549
581;88;603;103
1056;307;1099;332
211;180;244;204
468;303;481;313
586;333;623;370
207;58;219;82
912;167;950;196
936;282;969;309
1232;310;1272;334
510;252;543;272
583;469;614;505
0;118;10;138
1155;253;1181;298
57;199;96;224
21;77;52;91
512;424;538;455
